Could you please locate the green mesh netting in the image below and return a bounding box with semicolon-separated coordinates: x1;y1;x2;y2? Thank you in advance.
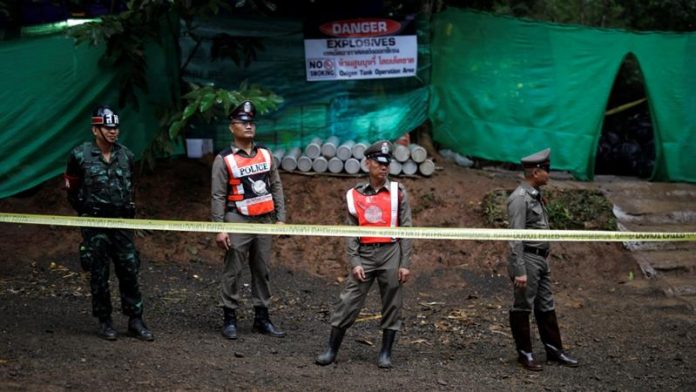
180;15;431;151
0;27;179;199
430;9;696;182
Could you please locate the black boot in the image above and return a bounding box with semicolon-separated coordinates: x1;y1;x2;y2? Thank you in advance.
98;317;117;341
535;310;578;367
128;317;154;341
315;326;346;366
510;311;542;371
252;306;286;338
222;308;238;340
377;329;397;369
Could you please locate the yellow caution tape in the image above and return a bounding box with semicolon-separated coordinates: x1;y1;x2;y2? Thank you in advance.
1;212;694;242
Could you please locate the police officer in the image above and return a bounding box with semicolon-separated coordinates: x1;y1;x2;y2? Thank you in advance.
507;148;578;370
315;140;413;368
211;100;286;340
63;106;153;341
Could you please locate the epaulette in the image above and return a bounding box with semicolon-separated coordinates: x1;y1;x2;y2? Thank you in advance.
219;146;233;157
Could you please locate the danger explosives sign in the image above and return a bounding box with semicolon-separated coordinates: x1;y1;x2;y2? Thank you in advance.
304;16;418;81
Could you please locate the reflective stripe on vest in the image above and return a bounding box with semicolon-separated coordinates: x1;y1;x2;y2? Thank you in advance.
346;181;399;244
222;148;275;216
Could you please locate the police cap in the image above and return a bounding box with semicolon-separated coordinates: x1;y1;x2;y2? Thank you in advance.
521;148;551;171
229;100;256;122
364;140;393;164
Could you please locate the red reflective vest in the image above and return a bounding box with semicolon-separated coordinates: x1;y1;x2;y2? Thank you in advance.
346;181;399;244
222;147;275;216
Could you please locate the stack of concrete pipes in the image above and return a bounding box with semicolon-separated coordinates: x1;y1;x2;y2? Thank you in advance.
274;137;435;177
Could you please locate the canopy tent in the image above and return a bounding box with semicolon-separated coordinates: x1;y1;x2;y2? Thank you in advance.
430;9;696;181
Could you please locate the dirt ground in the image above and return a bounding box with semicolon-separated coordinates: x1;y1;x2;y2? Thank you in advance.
0;158;694;391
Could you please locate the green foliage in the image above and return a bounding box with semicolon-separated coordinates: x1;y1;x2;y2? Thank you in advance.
545;189;617;230
482;188;616;230
167;81;284;141
482;189;509;227
449;0;696;32
64;0;284;168
68;1;169;109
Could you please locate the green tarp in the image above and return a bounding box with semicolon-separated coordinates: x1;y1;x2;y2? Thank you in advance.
2;10;695;200
430;9;696;181
180;15;431;151
0;30;178;199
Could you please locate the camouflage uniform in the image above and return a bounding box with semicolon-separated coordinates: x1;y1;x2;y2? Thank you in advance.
65;141;143;320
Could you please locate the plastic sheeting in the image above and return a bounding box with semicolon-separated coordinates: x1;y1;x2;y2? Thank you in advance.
0;30;179;199
430;9;696;182
180;15;431;151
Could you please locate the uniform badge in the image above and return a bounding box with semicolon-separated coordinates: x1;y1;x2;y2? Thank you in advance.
252;180;268;195
380;143;389;154
364;205;384;223
243;101;252;113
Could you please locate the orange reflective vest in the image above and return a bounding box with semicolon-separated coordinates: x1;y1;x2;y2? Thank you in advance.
346;181;399;244
222;147;275;216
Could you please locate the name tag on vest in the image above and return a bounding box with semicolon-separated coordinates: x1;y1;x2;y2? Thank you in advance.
239;162;269;176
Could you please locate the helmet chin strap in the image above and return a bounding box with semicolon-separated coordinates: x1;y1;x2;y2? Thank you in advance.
96;128;117;149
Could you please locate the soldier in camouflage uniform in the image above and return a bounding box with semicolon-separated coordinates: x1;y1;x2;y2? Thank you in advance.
507;148;577;370
64;106;153;341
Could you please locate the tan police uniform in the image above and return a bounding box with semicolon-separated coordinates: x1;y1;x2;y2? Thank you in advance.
316;140;413;369
507;148;578;370
329;178;413;330
212;100;287;339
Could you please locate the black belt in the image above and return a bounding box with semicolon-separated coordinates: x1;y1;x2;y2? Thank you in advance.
524;246;549;258
360;242;396;248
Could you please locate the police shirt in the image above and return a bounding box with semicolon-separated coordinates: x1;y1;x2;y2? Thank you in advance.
211;143;286;222
346;179;413;269
507;182;550;277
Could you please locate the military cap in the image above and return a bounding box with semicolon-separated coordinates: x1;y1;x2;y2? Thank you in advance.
521;148;551;170
364;140;393;164
229;100;256;121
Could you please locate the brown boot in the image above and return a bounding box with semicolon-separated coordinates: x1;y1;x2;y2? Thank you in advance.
510;311;542;371
535;310;578;367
